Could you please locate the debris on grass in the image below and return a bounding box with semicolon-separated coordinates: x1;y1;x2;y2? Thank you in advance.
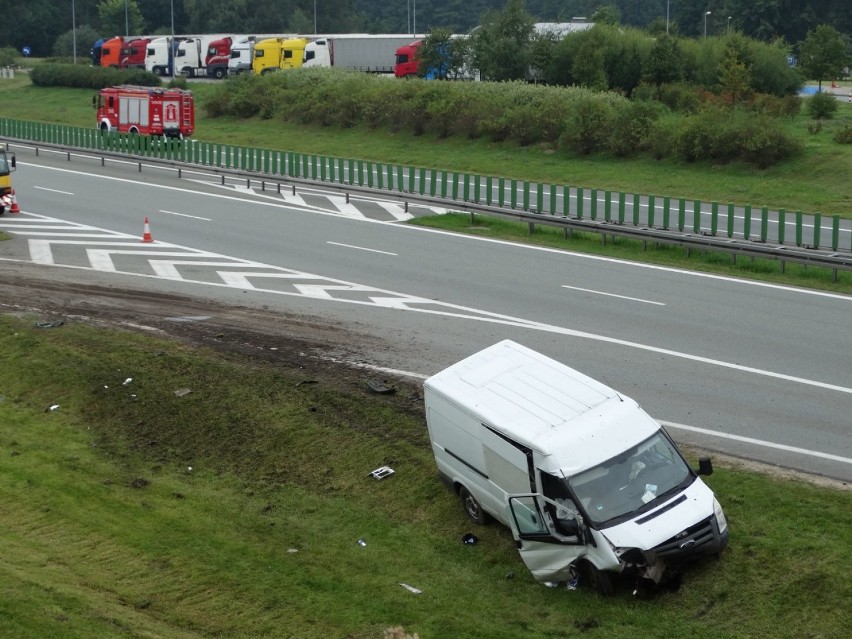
357;538;367;547
367;379;396;395
462;533;478;545
34;320;64;329
45;404;60;412
174;388;192;397
369;466;395;480
398;583;422;595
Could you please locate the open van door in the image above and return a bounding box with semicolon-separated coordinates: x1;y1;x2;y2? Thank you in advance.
507;493;587;583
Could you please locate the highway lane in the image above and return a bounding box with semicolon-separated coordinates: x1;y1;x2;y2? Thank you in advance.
5;154;852;481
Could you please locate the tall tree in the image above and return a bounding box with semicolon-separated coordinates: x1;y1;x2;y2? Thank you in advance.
98;0;146;36
472;0;535;81
644;34;684;95
798;24;849;90
718;45;751;106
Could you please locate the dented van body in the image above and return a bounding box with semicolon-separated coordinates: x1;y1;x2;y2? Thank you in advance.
424;340;728;593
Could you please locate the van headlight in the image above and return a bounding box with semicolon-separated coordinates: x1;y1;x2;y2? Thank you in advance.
713;498;728;534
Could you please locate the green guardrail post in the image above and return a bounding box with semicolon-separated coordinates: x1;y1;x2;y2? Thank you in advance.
563;186;570;216
604;191;612;222
795;211;803;246
522;181;530;211
418;167;425;194
463;173;470;201
357;159;364;185
760;207;769;242
662;196;671;230
632;193;640;226
451;172;459;200
727;202;735;238
366;162;374;188
498;177;505;207
474;175;481;203
710;201;719;236
440;171;448;198
429;169;437;196
647;194;655;228
347;159;354;184
549;184;556;215
536;183;543;213
510;180;517;209
590;189;598;221
375;163;383;189
397;165;404;191
831;215;840;251
693;200;701;234
778;208;786;244
577;187;584;219
743;204;751;239
618;192;626;224
813;212;821;249
486;176;493;205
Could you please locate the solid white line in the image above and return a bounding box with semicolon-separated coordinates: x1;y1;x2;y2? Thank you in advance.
562;285;665;306
663;421;852;465
160;209;211;221
327;241;397;256
34;186;74;195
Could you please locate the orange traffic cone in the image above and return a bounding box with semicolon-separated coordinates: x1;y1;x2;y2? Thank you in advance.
9;189;20;214
141;216;153;243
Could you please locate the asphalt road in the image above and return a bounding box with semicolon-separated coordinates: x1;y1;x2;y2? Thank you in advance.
3;150;851;483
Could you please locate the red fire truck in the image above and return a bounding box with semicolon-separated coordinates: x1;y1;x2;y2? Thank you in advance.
94;85;195;138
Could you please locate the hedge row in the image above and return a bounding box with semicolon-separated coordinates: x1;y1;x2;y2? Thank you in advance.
30;64;161;89
205;68;802;168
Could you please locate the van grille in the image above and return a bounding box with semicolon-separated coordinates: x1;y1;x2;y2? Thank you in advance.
652;516;719;560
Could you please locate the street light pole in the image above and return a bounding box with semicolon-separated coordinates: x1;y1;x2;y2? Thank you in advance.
727;16;732;33
125;0;129;36
314;0;317;33
666;0;670;35
704;11;711;38
72;0;77;64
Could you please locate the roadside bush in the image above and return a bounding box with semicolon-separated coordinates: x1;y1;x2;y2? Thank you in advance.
657;83;703;113
806;92;839;119
737;116;803;168
30;63;159;89
0;46;19;67
834;125;852;144
559;95;615;155
607;100;669;157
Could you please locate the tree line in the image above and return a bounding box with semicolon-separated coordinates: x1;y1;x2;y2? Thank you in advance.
0;0;849;58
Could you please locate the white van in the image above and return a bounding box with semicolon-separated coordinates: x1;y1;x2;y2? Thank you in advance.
423;340;728;594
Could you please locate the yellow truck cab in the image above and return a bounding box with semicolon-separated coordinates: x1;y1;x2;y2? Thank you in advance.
0;148;16;215
252;37;309;74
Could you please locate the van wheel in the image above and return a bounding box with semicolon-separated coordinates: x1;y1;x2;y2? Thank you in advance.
579;560;614;596
459;487;487;525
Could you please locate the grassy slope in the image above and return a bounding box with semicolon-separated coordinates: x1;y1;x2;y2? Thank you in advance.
1;315;850;639
1;74;851;217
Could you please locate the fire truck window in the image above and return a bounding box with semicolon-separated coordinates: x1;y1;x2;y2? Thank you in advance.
108;96;114;108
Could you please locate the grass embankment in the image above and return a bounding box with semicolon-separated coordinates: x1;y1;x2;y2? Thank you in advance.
1;73;851;218
1;315;850;639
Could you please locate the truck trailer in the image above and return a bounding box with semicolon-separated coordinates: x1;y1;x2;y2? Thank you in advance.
303;34;420;73
424;340;728;593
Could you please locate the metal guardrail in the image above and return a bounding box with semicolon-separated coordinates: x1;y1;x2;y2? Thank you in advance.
3;117;851;282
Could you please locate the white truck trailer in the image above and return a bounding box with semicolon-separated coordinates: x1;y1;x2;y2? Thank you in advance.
302;34;422;73
424;340;728;593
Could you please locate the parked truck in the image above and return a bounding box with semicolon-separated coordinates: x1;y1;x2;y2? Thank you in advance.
145;36;183;76
120;37;150;69
227;36;256;75
176;35;221;78
0;148;16;215
251;37;308;75
99;36;125;68
94;85;195;138
424;340;728;593
205;36;234;79
303;34;418;73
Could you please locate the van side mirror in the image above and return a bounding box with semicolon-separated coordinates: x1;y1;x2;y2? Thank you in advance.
696;457;713;476
9;154;14;169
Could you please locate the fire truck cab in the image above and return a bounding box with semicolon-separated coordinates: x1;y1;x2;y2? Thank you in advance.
94;85;195;139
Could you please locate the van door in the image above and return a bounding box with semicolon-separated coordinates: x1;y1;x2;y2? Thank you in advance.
507;493;587;583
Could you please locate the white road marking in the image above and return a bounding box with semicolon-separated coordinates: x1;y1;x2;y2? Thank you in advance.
160;209;211;221
34;186;74;195
376;201;414;222
562;285;665;306
327;241;397;256
663;421;852;465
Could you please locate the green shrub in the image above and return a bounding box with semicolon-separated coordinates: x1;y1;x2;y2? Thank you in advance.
737;116;803;168
0;46;20;66
834;125;852;144
30;63;160;89
559;95;615;155
607;100;669;157
806;92;839;119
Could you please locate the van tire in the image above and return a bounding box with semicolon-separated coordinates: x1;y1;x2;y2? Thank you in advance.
578;560;614;596
459;486;487;525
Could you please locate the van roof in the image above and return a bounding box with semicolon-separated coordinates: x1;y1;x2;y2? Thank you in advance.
424;340;660;474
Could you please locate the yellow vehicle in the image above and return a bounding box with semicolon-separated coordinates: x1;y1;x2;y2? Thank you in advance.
0;148;16;215
251;37;309;75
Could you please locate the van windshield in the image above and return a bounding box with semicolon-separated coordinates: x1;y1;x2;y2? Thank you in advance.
569;430;693;526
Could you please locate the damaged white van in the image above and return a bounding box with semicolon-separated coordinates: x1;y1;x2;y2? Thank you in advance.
423;340;728;594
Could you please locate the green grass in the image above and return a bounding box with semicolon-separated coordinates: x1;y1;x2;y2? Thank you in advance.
1;314;850;639
1;72;851;217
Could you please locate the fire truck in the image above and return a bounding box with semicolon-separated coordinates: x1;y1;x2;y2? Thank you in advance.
94;85;195;138
0;148;16;215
